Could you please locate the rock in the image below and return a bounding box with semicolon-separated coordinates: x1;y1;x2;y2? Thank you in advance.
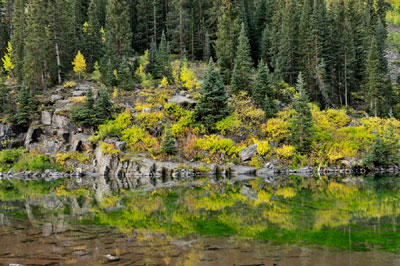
52;114;71;129
341;159;352;168
240;144;258;162
256;167;275;177
72;90;86;97
289;167;314;174
0;123;13;140
115;141;126;150
50;95;63;103
230;165;256;175
71;133;91;152
168;95;197;105
24;125;42;146
141;108;152;113
265;162;274;169
41;111;52;125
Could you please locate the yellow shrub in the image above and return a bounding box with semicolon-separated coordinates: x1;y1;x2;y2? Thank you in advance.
253;139;270;156
262;118;290;142
180;61;200;91
135;111;164;131
171;114;194;138
275;145;296;159
215;115;241;135
195;135;244;157
63;81;77;88
100;142;121;155
56;152;90;166
310;104;350;131
121;125;146;147
160;77;169;86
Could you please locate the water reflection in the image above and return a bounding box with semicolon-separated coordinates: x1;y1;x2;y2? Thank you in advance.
0;174;400;265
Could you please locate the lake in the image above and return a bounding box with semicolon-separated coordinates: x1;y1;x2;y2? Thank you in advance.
1;174;400;265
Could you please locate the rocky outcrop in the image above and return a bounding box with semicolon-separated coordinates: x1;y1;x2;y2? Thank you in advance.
240;144;258;162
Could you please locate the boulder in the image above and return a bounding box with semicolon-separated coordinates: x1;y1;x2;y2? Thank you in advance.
256;167;275;177
230;165;256;175
25;125;42;146
115;141;126;151
52;114;72;129
41;111;52;125
240;144;258;162
168;95;197;105
72;90;86;97
50;95;63;103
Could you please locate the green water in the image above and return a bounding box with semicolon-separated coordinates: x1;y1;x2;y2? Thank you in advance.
1;175;400;265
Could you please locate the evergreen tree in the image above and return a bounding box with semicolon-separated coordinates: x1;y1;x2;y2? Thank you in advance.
24;0;49;90
147;39;159;78
290;73;314;154
157;31;171;80
253;60;273;109
70;88;98;127
0;72;12;116
0;0;9;58
215;1;241;82
161;125;178;155
167;0;189;56
102;0;133;73
260;26;272;67
95;87;113;121
203;31;212;61
118;56;135;90
12;86;37;127
193;60;231;130
10;0;25;82
231;23;253;95
264;94;276;119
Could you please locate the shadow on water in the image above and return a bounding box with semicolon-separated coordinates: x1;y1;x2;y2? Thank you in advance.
1;173;400;265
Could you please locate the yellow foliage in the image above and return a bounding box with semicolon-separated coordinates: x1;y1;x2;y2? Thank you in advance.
2;42;14;74
100;142;121;155
56;152;90;166
215;115;241;135
135;111;164;131
62;81;77;88
275;186;296;199
160;77;169;86
195;135;244;157
72;50;87;75
310;104;350;131
135;50;153;88
112;87;119;99
100;27;106;42
82;21;89;33
262;118;290;142
253;139;270;156
180;61;200;91
275;145;296;159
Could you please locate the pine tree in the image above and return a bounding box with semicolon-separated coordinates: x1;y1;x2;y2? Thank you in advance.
147;39;159;78
24;0;49;90
260;26;272;67
215;1;241;82
70;88;98;127
193;60;231;130
10;0;25;82
118;56;134;90
157;31;171;80
231;23;253;95
95;87;113;121
290;73;314;154
253;60;273;109
12;86;37;127
102;0;133;72
0;0;9;59
203;31;212;61
167;0;189;56
0;72;12;116
161;125;178;155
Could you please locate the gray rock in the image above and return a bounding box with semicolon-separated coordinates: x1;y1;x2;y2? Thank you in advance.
115;141;126;150
41;111;52;125
240;144;258;162
25;125;42;147
341;160;352;168
168;95;197;104
230;165;256;175
50;95;63;103
0;123;12;140
72;90;86;97
52;114;71;129
256;167;275;177
141;108;152;113
289;167;314;174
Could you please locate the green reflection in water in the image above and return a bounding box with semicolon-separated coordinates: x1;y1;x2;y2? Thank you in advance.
1;175;400;253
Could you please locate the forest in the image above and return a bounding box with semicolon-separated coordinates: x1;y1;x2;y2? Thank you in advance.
0;0;400;169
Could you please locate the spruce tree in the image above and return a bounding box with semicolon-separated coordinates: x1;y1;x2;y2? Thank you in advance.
148;39;159;78
70;88;98;127
102;0;133;72
193;60;231;130
157;31;171;80
12;87;37;127
10;0;25;82
167;0;189;56
24;0;49;90
231;23;253;95
290;73;314;154
253;60;273;109
84;0;104;71
118;56;134;90
215;1;241;82
203;31;212;61
161;125;178;155
95;87;113;122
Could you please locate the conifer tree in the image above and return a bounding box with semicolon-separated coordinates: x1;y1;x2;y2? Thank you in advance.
70;88;98;127
215;1;241;82
102;0;133;72
10;0;25;82
157;31;171;80
161;125;178;155
193;60;231;130
253;60;273;109
203;31;212;61
24;0;49;90
95;87;113;121
147;39;159;78
231;23;253;95
12;86;37;127
290;73;314;153
167;0;189;56
118;56;134;90
0;0;9;58
260;26;272;67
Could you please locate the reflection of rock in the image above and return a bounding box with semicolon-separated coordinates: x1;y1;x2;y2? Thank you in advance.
241;186;258;201
104;254;120;262
230;165;256;175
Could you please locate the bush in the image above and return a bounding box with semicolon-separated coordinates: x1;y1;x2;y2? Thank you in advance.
195;135;244;157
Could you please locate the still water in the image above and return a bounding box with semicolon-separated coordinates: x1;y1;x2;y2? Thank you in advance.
1;174;400;265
